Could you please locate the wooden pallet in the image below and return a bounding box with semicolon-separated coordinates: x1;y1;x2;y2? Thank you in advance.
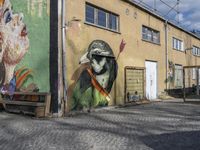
0;92;51;117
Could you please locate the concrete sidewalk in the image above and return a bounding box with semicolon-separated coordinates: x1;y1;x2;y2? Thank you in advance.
1;101;200;150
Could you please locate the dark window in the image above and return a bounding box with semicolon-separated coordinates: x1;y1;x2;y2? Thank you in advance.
85;4;119;32
109;14;117;31
98;10;106;27
142;26;160;44
86;5;95;23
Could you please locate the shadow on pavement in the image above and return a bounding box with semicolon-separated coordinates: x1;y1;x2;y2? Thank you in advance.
141;130;200;150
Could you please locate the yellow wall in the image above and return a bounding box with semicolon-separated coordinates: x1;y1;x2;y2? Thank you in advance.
65;0;200;108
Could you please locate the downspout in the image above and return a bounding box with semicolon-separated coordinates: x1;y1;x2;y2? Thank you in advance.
61;0;67;116
164;20;168;91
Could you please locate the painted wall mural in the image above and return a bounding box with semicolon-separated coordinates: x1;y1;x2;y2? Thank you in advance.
0;0;50;94
71;40;118;111
0;0;29;94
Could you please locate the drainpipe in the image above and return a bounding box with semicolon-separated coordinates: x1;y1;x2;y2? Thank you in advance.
164;20;168;92
61;0;67;116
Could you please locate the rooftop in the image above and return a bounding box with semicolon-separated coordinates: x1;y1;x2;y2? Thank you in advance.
123;0;200;40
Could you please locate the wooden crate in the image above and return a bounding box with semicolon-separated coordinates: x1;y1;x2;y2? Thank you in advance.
0;92;51;117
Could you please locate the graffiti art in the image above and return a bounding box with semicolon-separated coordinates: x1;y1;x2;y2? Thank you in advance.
0;0;29;93
71;40;118;110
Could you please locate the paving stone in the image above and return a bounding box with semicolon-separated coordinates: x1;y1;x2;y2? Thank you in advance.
1;101;200;150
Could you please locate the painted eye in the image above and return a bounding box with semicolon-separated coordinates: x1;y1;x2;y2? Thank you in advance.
5;12;12;24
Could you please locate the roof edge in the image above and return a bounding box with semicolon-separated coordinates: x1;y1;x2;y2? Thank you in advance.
122;0;200;41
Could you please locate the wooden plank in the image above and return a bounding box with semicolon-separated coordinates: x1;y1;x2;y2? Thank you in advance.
2;92;50;96
0;100;45;106
35;107;45;118
44;94;51;117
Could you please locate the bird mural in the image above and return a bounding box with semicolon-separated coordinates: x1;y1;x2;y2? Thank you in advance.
71;40;118;111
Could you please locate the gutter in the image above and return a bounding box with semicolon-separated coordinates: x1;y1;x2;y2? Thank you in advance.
164;20;168;91
61;0;67;116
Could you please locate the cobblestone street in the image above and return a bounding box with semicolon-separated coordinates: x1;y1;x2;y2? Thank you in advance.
1;100;200;150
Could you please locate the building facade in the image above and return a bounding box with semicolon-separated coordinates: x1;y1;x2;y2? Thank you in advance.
63;0;200;112
1;0;200;115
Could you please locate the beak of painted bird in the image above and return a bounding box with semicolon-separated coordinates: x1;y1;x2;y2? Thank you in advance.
79;52;90;64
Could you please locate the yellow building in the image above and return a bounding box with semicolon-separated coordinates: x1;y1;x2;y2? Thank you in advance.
60;0;200;112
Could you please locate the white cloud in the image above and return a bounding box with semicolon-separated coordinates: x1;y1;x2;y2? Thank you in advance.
133;0;200;30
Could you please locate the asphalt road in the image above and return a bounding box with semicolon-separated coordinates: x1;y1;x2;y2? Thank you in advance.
1;100;200;150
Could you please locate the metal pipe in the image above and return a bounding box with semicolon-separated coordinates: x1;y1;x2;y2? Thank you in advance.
165;20;168;91
61;0;67;116
196;68;199;95
183;68;186;102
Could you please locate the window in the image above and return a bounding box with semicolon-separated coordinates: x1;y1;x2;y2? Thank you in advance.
174;65;183;88
192;68;196;80
109;14;117;31
142;26;160;44
86;5;95;23
173;37;184;51
85;4;119;32
193;68;200;85
192;46;200;56
98;10;106;27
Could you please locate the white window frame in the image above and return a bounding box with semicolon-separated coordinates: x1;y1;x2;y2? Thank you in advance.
192;46;200;56
173;37;184;51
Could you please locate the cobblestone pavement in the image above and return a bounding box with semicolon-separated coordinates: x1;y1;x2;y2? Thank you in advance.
1;100;200;150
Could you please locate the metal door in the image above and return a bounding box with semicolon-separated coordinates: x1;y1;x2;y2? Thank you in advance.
145;61;157;100
125;67;145;102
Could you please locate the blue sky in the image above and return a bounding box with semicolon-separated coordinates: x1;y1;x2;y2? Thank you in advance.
133;0;200;31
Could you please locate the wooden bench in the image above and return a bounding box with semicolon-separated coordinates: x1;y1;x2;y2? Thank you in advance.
0;92;51;117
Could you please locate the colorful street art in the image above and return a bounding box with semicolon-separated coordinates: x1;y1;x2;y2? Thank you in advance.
0;0;50;94
0;0;29;94
71;40;118;110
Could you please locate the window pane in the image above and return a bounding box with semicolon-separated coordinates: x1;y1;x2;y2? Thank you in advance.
181;41;184;51
176;40;178;49
153;31;159;43
192;47;195;55
142;27;147;34
109;14;117;30
98;10;106;27
142;27;147;40
173;38;176;49
86;5;95;23
147;30;152;41
142;33;147;40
